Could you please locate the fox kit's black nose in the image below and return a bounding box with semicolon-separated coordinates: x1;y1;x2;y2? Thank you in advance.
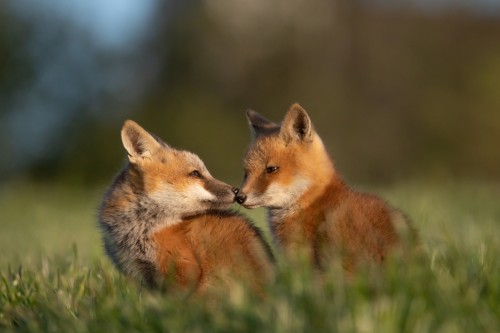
235;192;247;204
232;187;239;195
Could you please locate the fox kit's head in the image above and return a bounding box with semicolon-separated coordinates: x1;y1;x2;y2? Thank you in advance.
236;104;335;210
121;120;236;217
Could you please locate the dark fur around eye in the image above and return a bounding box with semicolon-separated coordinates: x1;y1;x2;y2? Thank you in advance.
265;166;279;174
189;170;202;178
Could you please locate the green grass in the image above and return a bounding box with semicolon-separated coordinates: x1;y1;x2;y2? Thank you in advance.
1;181;499;332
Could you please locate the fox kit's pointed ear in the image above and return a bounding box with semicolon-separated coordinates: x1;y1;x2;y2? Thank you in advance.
246;109;279;139
121;120;161;163
280;103;313;143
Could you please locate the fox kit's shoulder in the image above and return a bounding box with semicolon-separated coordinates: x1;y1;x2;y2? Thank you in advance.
99;120;276;293
237;104;418;272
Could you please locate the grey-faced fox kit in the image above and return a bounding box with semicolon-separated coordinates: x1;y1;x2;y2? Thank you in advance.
99;120;274;294
235;104;418;273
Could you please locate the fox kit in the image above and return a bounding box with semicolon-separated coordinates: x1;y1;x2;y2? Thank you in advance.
99;120;274;294
235;104;417;273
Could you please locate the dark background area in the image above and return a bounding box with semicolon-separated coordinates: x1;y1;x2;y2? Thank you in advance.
1;0;499;187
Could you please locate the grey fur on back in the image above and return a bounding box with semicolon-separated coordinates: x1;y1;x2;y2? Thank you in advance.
98;167;166;286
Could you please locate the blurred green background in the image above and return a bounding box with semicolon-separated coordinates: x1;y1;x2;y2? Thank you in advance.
1;0;499;263
1;0;500;186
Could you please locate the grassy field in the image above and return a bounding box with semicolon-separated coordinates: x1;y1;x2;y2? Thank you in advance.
0;181;499;332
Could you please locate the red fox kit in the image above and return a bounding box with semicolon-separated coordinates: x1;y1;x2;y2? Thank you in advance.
99;120;274;293
235;104;417;273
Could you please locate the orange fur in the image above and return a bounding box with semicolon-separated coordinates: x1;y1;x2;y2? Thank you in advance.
153;214;275;294
238;104;418;273
99;120;274;295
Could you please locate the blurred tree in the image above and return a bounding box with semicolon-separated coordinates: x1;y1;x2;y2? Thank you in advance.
1;0;499;185
0;0;160;184
132;0;500;183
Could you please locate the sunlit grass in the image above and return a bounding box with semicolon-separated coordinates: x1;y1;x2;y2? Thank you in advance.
0;181;499;332
0;183;103;267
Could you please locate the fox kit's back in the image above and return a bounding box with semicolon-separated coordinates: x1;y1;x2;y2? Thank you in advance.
153;212;274;293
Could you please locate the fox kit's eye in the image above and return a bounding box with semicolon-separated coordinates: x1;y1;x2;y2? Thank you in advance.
189;170;202;178
265;166;279;174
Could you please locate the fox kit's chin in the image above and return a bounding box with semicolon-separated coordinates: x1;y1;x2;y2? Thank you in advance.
240;195;287;210
206;199;234;210
241;202;263;209
239;178;311;210
241;199;286;210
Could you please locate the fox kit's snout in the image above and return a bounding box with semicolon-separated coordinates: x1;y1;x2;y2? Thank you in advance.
238;103;418;273
98;120;274;293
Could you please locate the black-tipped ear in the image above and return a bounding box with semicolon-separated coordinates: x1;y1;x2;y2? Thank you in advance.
280;103;313;143
121;120;162;163
246;109;279;139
